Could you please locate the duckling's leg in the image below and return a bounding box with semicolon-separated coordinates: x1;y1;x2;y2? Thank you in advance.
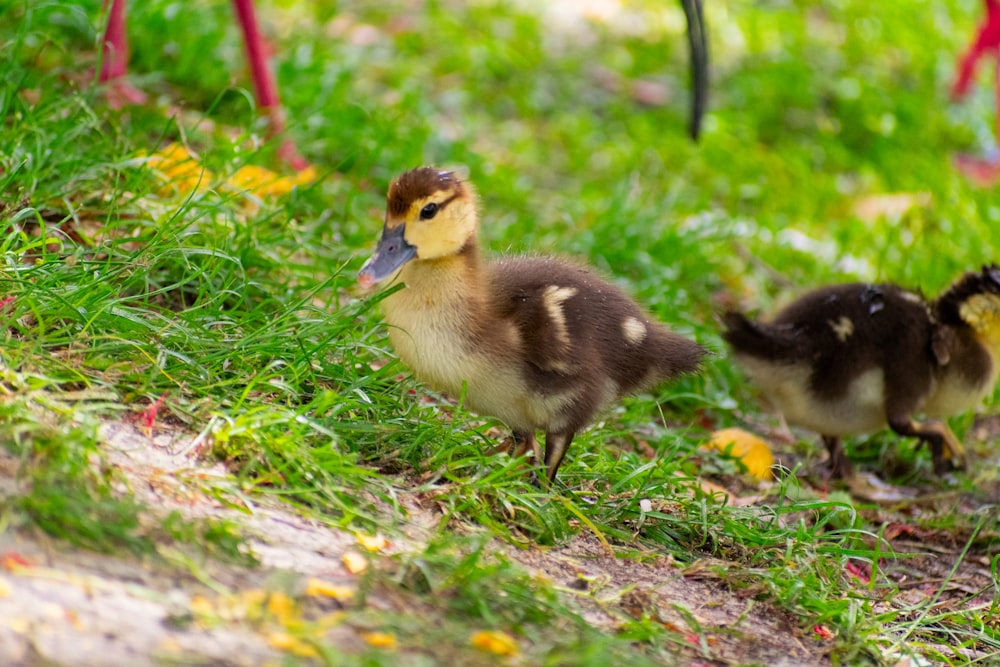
505;430;538;461
885;377;967;474
822;435;853;478
543;431;575;483
509;430;549;488
887;417;968;474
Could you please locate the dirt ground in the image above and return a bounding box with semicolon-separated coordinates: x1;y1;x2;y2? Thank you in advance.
1;421;994;666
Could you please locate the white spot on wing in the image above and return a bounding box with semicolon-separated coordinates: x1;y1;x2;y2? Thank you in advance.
622;316;647;344
542;286;578;350
828;316;854;342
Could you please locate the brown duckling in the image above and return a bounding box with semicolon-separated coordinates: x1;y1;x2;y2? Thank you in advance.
358;167;707;483
721;266;1000;477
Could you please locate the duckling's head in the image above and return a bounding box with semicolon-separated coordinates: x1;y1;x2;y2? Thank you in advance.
936;264;1000;339
358;167;477;288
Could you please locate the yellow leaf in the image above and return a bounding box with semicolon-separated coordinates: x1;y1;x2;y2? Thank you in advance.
227;164;317;198
355;532;388;552
266;591;297;625
8;618;30;633
157;637;183;654
304;578;355;601
471;630;519;656
0;577;11;598
233;589;268;623
144;143;214;196
694;477;732;500
362;631;397;649
241;589;268;607
316;612;347;629
209;589;266;622
704;428;775;481
268;631;318;657
189;595;215;616
342;551;368;574
139;143;317;200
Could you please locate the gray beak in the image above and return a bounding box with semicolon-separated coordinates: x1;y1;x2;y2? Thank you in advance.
358;224;417;288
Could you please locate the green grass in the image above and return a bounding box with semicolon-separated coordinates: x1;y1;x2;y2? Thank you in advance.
2;0;1000;664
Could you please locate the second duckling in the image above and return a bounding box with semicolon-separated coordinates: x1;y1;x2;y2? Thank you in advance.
359;167;707;483
722;266;1000;477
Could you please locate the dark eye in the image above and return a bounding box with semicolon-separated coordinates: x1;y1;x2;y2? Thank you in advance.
419;203;439;220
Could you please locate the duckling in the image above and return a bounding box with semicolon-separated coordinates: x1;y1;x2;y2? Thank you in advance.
358;167;707;483
721;265;1000;478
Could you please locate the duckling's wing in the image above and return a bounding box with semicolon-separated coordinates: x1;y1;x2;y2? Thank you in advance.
491;257;705;384
496;283;578;374
489;258;597;375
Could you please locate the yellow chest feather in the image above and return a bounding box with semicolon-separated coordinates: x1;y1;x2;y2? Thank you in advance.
924;347;998;417
961;294;1000;348
381;267;486;394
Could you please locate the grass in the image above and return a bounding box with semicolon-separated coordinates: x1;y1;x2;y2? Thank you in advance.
2;0;999;664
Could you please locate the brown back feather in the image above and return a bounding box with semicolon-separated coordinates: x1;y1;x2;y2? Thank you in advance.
489;256;706;399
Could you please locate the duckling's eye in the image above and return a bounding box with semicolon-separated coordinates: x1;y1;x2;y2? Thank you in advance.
419;203;439;220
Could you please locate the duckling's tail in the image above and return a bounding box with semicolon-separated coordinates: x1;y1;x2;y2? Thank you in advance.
720;311;799;361
659;334;709;377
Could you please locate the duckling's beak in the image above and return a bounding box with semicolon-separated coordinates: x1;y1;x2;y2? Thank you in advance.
358;224;417;289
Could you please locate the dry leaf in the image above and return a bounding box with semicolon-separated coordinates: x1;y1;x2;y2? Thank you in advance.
847;472;915;503
144;143;215;196
227;164;317;198
189;595;214;616
2;552;32;572
8;618;29;633
266;591;296;624
362;631;398;649
703;428;775;481
342;551;368;574
355;532;388;552
844;561;871;584
139;143;317;200
304;578;355;601
268;631;318;657
693;477;733;501
471;630;519;656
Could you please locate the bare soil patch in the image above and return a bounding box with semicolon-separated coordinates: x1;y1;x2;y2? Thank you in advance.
2;420;993;665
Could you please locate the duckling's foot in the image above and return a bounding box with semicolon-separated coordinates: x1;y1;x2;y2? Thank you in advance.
497;431;557;488
927;422;968;475
490;432;529;458
889;417;967;476
513;431;540;464
822;435;853;479
514;431;535;459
